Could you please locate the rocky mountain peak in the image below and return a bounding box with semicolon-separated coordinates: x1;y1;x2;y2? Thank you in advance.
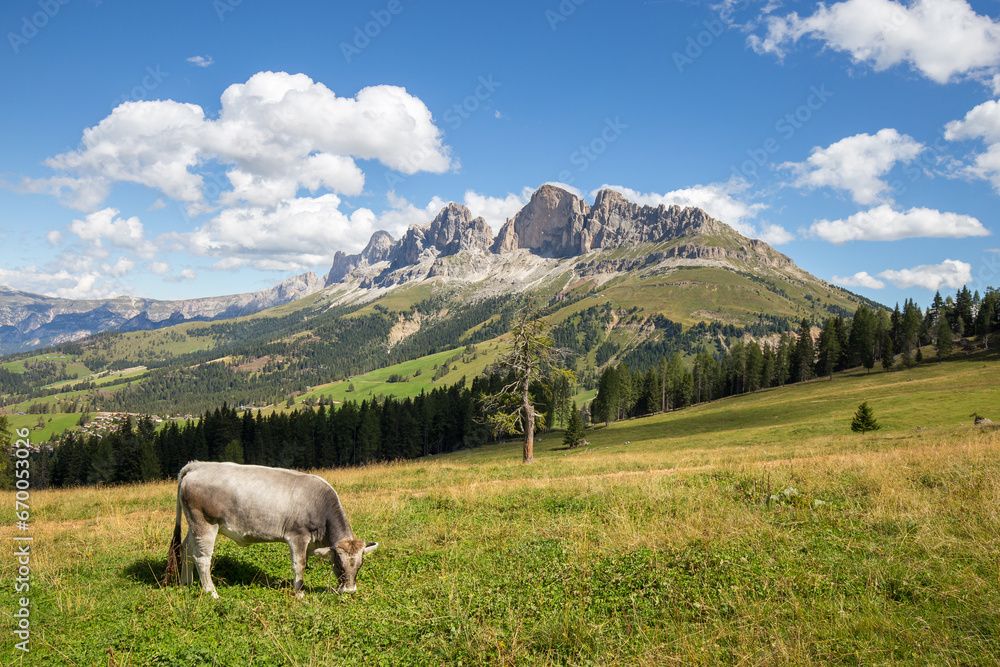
495;184;591;257
363;230;396;262
393;203;492;269
326;184;793;288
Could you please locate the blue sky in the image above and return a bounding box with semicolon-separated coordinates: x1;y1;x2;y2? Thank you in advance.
1;0;998;309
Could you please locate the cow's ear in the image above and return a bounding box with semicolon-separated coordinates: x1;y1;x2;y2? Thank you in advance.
313;547;332;558
363;542;378;554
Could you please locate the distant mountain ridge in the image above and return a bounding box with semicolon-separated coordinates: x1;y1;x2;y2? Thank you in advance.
0;272;325;354
324;184;794;290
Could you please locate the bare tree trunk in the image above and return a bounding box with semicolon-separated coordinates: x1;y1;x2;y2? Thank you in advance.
522;388;534;464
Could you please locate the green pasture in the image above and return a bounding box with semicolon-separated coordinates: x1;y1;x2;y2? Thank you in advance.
2;350;1000;664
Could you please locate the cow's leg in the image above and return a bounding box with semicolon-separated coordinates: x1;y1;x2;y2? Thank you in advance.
192;524;220;598
183;508;221;598
287;536;310;598
180;530;195;587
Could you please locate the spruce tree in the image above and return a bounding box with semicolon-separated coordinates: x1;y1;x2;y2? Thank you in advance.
880;328;894;371
851;401;881;433
817;318;840;379
791;318;815;383
936;316;953;361
975;292;996;350
563;401;584;448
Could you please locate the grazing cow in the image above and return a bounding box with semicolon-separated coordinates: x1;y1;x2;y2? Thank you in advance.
162;461;377;598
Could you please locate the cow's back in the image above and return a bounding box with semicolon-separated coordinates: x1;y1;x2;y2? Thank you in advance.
178;462;348;544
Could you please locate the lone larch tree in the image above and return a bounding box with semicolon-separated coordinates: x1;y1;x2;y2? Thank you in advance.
483;306;575;463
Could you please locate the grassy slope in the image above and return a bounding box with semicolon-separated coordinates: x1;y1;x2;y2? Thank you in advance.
294;341;505;405
2;351;999;665
596;265;856;327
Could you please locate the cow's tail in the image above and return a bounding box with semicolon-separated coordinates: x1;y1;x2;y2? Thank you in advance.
162;473;185;586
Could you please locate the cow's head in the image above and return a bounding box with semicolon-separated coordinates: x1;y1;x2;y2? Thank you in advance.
314;539;377;593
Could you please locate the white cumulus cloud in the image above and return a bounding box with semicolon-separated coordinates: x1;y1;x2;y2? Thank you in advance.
463;188;534;229
758;223;795;245
0;265;122;300
67;208;157;259
749;0;1000;85
103;257;136;278
808;204;989;243
36;71;453;212
781;129;923;204
832;271;887;289
877;259;973;290
945;98;1000;193
176;194;382;272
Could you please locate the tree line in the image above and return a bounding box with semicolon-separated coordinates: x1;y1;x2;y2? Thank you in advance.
591;287;999;424
44;378;497;488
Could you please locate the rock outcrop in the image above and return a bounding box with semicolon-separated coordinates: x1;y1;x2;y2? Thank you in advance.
326;204;493;286
392;203;492;269
492;184;591;256
330;184;793;288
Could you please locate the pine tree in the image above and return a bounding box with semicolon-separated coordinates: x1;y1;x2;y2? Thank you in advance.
851;401;881;433
936;316;953;362
592;365;620;425
880;328;894;371
901;299;922;366
817;318;840;379
790;318;815;383
955;285;973;334
563;401;585;448
975;292;996;350
221;439;245;464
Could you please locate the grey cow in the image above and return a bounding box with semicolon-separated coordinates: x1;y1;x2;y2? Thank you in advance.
163;461;377;597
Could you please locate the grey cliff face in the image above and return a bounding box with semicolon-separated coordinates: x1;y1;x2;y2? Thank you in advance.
326;231;395;283
329;184;793;288
392;203;492;269
497;184;591;257
487;185;723;257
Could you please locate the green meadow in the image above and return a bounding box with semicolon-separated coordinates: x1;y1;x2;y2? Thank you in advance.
296;342;505;405
2;350;999;665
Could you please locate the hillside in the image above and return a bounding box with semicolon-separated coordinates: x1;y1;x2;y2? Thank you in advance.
4;350;999;664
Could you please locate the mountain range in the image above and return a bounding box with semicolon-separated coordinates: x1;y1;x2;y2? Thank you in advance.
1;185;856;355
